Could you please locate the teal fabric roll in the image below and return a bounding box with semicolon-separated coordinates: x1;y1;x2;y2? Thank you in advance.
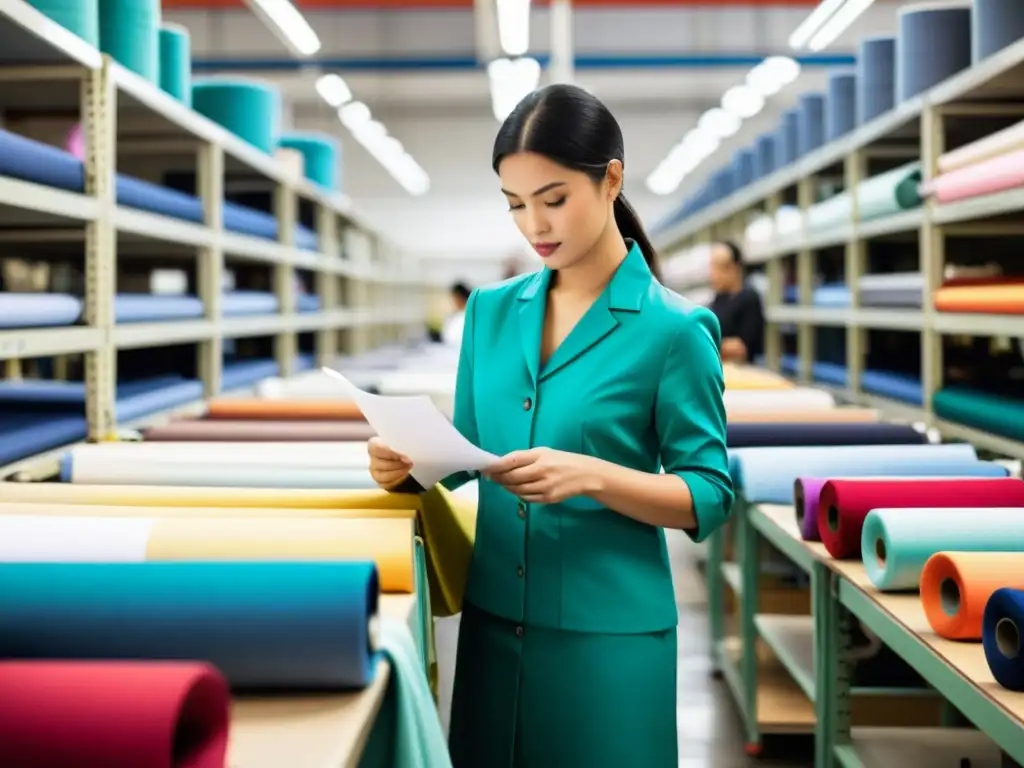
0;561;381;690
27;0;98;46
862;507;1024;591
279;132;341;191
192;78;281;154
933;386;1024;443
98;0;160;82
806;191;852;231
856;161;922;220
158;23;191;105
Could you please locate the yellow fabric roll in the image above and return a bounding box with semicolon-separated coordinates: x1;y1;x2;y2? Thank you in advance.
0;502;417;520
722;364;793;390
0;483;475;617
146;517;416;593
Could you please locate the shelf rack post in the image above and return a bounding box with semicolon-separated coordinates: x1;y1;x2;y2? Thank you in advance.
738;501;761;751
845;151;867;394
919;105;945;421
274;183;298;377
197;141;224;397
822;571;855;768
764;193;784;371
315;206;339;365
796;178;815;384
82;59;117;441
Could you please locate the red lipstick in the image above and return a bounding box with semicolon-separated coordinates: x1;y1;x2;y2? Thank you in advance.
533;242;560;258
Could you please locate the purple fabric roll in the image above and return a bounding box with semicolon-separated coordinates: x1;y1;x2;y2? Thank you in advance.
794;477;829;541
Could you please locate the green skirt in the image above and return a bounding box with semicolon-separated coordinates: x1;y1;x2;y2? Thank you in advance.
448;602;678;768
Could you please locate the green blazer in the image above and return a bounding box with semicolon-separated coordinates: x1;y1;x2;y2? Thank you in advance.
442;241;734;634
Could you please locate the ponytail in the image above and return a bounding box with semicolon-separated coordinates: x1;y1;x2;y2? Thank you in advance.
613;193;661;281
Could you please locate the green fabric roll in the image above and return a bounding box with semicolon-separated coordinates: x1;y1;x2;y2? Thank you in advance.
856;161;922;220
933;386;1024;443
806;191;852;231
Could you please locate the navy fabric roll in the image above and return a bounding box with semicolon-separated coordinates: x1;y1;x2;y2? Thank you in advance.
982;587;1024;691
755;134;776;179
826;71;857;141
972;0;1024;62
798;93;826;155
0;561;381;691
858;36;896;125
726;422;928;449
733;149;755;187
897;4;972;102
778;109;800;165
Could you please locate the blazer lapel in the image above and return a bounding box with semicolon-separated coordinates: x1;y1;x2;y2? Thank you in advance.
539;295;618;381
516;270;550;387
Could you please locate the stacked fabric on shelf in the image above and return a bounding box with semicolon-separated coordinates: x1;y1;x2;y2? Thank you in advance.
0;350;466;767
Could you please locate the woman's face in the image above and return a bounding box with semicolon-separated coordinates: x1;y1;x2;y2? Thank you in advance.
498;151;614;270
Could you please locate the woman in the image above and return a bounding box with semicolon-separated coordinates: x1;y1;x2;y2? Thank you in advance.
368;84;733;768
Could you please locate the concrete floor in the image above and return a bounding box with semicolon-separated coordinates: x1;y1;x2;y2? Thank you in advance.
432;529;814;767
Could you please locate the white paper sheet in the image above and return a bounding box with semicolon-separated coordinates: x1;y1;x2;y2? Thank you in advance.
322;367;498;488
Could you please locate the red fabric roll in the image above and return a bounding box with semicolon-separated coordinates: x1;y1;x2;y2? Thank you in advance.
0;660;230;768
817;477;1024;559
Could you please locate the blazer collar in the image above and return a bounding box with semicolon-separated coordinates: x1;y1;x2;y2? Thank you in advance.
515;240;652;383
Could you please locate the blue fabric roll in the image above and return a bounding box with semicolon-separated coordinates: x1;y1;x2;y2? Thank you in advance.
983;588;1024;691
826;71;857;141
728;442;1000;504
0;561;381;690
777;109;800;165
798;93;826;155
754;134;776;178
858;36;897;124
733;149;755;187
897;4;972;102
972;0;1024;62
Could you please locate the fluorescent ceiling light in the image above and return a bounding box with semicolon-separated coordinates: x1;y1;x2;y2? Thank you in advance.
808;0;877;51
496;0;531;56
488;57;541;121
721;85;764;119
746;56;801;96
316;74;352;107
788;0;845;49
336;102;430;196
244;0;321;57
698;108;741;139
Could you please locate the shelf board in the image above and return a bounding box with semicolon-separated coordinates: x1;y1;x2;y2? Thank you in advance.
0;326;101;359
718;636;816;734
722;562;742;595
930;36;1024;105
113;320;216;350
0;0;100;68
754;614;816;701
834;727;1004;768
0;177;98;224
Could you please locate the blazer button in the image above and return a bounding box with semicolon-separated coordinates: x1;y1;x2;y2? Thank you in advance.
518;501;527;518
517;565;524;578
516;626;524;638
523;397;532;411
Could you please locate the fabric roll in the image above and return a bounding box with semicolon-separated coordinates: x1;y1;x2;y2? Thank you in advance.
817;477;1024;558
0;660;230;768
727;422;926;449
794;477;828;541
723;387;835;412
797;93;826;155
896;3;972;102
143;419;377;442
727;408;879;423
0;560;381;690
206;399;365;421
972;0;1024;62
857;36;896;125
863;508;1024;591
982;588;1024;691
826;70;856;141
921;552;1024;639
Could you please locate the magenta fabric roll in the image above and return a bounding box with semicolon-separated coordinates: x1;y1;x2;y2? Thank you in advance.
794;477;828;541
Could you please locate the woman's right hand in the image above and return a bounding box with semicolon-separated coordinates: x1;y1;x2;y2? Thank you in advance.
368;436;414;490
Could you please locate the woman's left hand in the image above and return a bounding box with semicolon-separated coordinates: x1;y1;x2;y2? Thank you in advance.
483;447;601;504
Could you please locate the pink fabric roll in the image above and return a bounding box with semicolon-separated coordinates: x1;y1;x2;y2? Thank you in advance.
930;147;1024;204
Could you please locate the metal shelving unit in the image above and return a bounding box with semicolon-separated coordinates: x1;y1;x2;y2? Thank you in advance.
0;0;426;445
655;34;1024;462
707;500;1024;767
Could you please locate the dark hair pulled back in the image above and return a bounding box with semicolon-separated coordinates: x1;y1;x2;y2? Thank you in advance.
491;83;660;280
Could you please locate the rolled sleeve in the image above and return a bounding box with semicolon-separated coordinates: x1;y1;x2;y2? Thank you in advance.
441;289;481;493
654;308;735;542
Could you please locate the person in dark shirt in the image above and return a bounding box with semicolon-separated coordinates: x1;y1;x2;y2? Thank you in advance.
707;240;764;363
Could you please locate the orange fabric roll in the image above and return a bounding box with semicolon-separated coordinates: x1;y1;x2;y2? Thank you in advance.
205;399;365;421
727;408;879;424
921;552;1024;640
934;283;1024;314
